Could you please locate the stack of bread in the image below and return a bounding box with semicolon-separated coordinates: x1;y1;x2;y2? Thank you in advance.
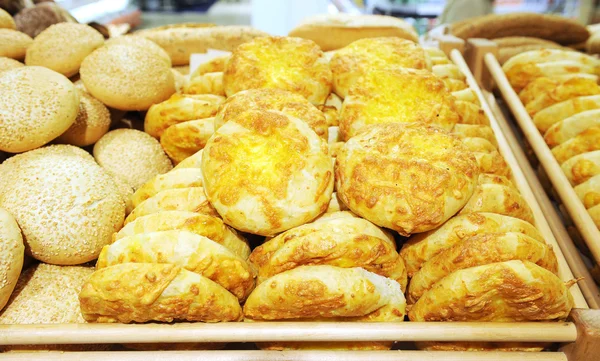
502;49;600;230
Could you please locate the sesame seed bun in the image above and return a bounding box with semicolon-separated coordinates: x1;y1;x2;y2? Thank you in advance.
0;145;125;265
25;23;104;78
80;44;176;111
0;208;24;312
93;129;173;190
104;35;171;67
0;8;15;30
0;66;79;153
55;89;111;147
0;29;32;60
0;56;23;73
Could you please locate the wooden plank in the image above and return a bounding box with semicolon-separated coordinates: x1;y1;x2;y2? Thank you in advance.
561;309;600;361
0;322;577;345
451;50;589;309
463;38;498;90
437;35;465;57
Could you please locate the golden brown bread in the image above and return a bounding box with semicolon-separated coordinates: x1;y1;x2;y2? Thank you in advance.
190;55;229;77
0;57;23;73
56;89;111;147
132;168;204;208
524;77;600;117
452;124;498;148
0;208;23;311
552;126;600;164
442;78;468;92
494;37;567;65
533;95;600;133
574;174;600;209
183;72;224;96
0;8;15;30
173;149;203;170
519;77;558;106
0;29;32;60
432;64;465;81
544;109;600;148
79;263;243;323
452;88;480;106
473;150;511;177
160;117;214;164
561;150;600;186
104;35;172;66
461;137;497;154
459;183;534;223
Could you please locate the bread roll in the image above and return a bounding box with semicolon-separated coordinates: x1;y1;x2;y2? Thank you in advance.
183;72;224;96
0;56;23;73
544;109;600;148
459;183;534;223
93;129;173;190
160;117;214;164
552;126;600;165
190;55;229;77
336;123;478;236
104;35;171;66
174;149;203;170
588;204;600;229
80;44;175;111
561;150;600;186
442;78;468;92
400;212;543;277
0;29;31;60
339;68;459;140
202;110;333;236
495;37;567;65
452;124;498;147
0;208;23;311
432;64;466;81
524;77;600;117
533;95;600;133
0;8;15;29
25;23;104;77
13;2;76;38
473;151;511;177
213;88;328;139
0;145;125;265
223;36;332;104
455;101;489;125
0;66;79;153
519;77;558;106
461;137;497;154
452;88;480;106
574;174;600;209
55;89;111;147
288;13;417;51
132;168;203;208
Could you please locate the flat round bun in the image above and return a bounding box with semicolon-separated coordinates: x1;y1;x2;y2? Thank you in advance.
214;88;328;139
0;29;32;60
93;129;173;190
0;8;15;29
339;68;460;141
0;145;125;265
0;56;23;73
330;37;429;98
56;89;111;147
104;35;171;66
336;123;479;236
223;36;332;104
25;23;104;78
0;66;79;153
0;208;24;311
202;109;334;236
80;44;175;111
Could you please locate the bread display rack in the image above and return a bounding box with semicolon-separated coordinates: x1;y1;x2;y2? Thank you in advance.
1;49;599;361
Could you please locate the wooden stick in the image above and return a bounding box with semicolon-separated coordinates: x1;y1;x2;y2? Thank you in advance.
0;350;569;361
484;92;600;309
485;53;600;269
451;50;589;309
0;322;577;345
561;309;600;361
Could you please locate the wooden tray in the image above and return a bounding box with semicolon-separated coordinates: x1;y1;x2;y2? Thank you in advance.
0;51;594;361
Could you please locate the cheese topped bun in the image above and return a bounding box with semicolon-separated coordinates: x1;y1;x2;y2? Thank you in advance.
202;109;334;236
339;68;460;141
336;123;479;236
223;36;332;104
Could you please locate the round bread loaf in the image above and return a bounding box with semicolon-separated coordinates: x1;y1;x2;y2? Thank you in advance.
25;23;104;77
202;109;334;236
80;44;175;111
0;56;23;72
0;145;125;265
0;66;79;153
104;35;171;66
13;2;76;38
0;29;32;60
223;36;332;104
93;129;173;190
336;123;479;236
55;89;111;147
0;208;23;312
0;8;15;29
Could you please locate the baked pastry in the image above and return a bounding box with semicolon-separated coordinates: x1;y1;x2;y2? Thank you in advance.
0;66;79;153
330;37;429;98
0;56;23;72
524;77;600;117
223;36;332;104
125;187;218;224
0;145;124;265
473;150;511;177
160;117;214;164
97;230;255;300
0;8;14;29
455;101;489;126
13;2;76;38
80;44;175;111
288;13;418;51
190;55;229;77
409;260;573;322
114;211;250;259
495;37;566;65
442;78;468;92
56;89;111;147
574;174;600;209
0;208;23;311
453;124;498;147
561;150;600;186
336;123;478;235
519;77;558;106
400;212;543;277
452;88;480;106
145;93;225;139
174;149;203;170
477;173;516;189
588;204;600;228
459;183;534;223
93;129;173;190
324;192;348;214
105;35;172;66
25;23;104;77
552;126;600;164
461;137;497;154
79;263;243;323
407;232;558;303
132;168;203;208
534;94;600;134
339;68;460;140
249;211;406;290
0;29;32;60
544;109;600;147
213;88;328;139
183;72;224;96
432;64;466;81
202;109;333;236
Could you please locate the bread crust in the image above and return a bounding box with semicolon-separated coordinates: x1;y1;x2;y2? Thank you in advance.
0;208;23;312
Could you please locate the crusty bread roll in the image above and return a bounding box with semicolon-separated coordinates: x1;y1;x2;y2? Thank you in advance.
104;35;171;66
132;168;203;208
524;77;600;118
453;124;498;147
97;230;256;300
0;208;23;311
183;72;224;96
544;109;600;148
25;23;104;77
202;110;333;236
519;77;558;106
336;123;478;236
173;149;203;170
55;89;111;147
0;8;15;29
400;212;543;277
0;56;23;72
213;88;328;139
588;204;600;229
461;137;499;154
0;66;79;153
473;150;511;177
80;44;175;111
455;101;489;125
552;126;600;165
289;13;418;51
0;29;31;60
79;263;243;323
190;55;229;78
330;37;429;99
494;37;567;65
432;64;466;81
339;68;459;140
223;36;332;104
0;145;125;265
13;2;76;38
459;183;534;223
574;174;600;209
533;95;600;134
93;129;173;190
561;150;600;186
160;117;214;164
442;77;468;92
